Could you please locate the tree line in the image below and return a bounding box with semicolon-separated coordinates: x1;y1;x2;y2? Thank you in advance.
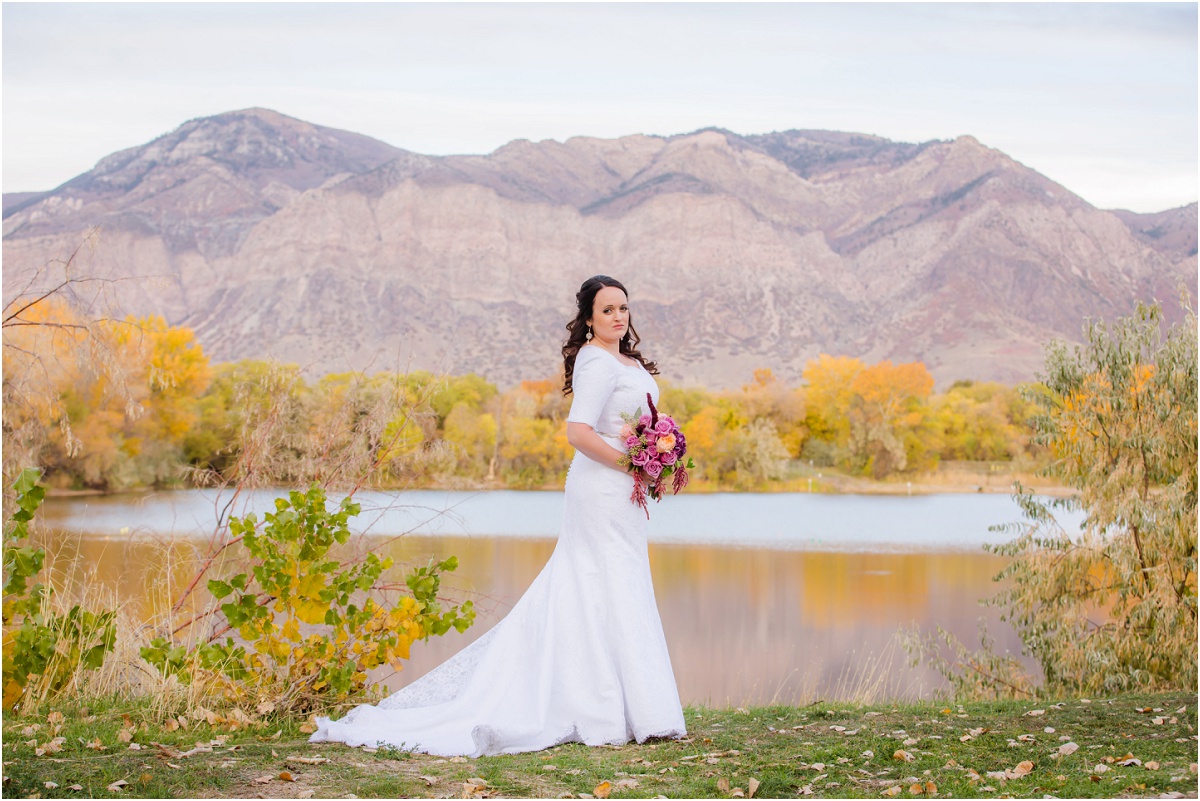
5;298;1047;493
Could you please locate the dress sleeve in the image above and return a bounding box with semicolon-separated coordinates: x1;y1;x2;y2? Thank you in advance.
566;350;617;429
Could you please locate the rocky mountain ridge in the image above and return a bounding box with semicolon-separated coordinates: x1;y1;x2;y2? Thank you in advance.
4;108;1194;388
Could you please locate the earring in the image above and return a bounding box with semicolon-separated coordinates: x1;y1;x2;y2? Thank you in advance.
585;327;592;341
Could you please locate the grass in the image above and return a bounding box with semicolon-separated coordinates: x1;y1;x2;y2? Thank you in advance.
2;691;1196;799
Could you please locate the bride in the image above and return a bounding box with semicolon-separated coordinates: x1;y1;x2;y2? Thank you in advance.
310;275;687;757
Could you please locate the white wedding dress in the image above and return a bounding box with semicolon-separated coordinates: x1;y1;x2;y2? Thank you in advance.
310;345;687;756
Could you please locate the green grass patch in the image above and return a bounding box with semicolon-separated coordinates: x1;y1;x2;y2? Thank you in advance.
2;692;1195;798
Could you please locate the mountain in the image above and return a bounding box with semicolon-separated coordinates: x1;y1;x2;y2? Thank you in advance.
4;109;1195;388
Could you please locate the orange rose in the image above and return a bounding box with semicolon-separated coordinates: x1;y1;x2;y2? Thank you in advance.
655;433;677;453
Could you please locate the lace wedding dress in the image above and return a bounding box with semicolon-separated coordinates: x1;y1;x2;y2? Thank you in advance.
310;345;687;756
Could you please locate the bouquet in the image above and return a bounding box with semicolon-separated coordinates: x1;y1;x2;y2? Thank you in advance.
617;393;695;517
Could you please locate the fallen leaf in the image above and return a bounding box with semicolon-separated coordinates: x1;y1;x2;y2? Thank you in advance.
107;780;129;792
1118;756;1142;767
731;789;745;798
278;772;295;782
811;762;826;772
594;781;612;799
287;756;331;765
1056;742;1079;756
894;750;915;763
1152;716;1166;725
44;782;59;790
1010;760;1034;778
716;778;730;793
164;719;179;732
68;785;83;791
797;785;813;796
924;781;937;795
748;777;760;798
908;783;925;794
255;773;275;782
257;701;275;715
1025;709;1046;716
1017;734;1036;742
614;779;638;790
298;723;316;734
128;743;143;751
882;788;901;798
960;734;974;742
138;774;152;786
1044;727;1055;733
1093;763;1109;773
47;712;64;726
117;729;134;743
84;737;106;751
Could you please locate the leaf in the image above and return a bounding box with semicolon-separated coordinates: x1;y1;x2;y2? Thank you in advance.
68;784;83;791
893;750;915;763
107;780;128;792
278;771;295;782
748;778;760;798
419;775;439;787
44;782;58;789
1145;761;1160;770
286;756;330;765
1010;760;1034;778
253;776;273;784
716;778;730;793
1056;742;1079;756
908;783;925;795
882;788;902;797
593;780;612;798
298;723;316;734
924;782;937;795
1025;709;1046;717
117;728;134;743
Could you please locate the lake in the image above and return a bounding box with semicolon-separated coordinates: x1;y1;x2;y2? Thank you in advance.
40;489;1085;706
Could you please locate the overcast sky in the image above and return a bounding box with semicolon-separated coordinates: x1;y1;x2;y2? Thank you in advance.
3;2;1196;212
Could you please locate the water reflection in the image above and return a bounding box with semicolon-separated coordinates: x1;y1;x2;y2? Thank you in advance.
37;526;1027;706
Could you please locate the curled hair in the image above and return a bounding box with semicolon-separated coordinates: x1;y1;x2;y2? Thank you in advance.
562;275;658;395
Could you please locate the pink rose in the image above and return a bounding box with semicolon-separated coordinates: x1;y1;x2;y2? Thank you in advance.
655;433;677;453
643;459;664;479
639;414;652;427
661;450;678;466
619;423;635;440
654;419;673;435
625;435;640;448
632;449;651;466
660;415;675;428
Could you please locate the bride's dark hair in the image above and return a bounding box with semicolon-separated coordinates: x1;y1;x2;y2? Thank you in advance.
562;275;658;395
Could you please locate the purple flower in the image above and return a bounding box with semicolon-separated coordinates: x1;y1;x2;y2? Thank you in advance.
654;419;673;435
632;449;651;466
639;414;652;427
660;415;676;428
661;450;678;466
643;459;664;478
626;436;641;448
